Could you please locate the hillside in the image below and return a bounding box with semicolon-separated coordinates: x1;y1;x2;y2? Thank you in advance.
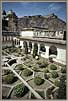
18;13;66;31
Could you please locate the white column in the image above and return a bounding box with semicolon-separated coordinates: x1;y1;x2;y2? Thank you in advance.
45;46;49;58
10;36;11;41
31;42;34;54
7;36;9;41
20;40;23;48
4;36;6;41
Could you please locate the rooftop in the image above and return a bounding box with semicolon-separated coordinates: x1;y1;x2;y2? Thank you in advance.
19;37;66;45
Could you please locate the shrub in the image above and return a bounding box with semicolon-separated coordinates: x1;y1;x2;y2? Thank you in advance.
39;64;45;68
28;65;32;68
61;67;66;73
46;88;52;98
32;67;39;72
44;61;48;67
33;43;38;58
44;73;50;79
23;69;33;76
37;61;42;65
39;62;48;68
33;50;37;58
14;84;25;97
4;70;10;75
51;71;58;78
57;75;66;99
4;74;17;84
54;80;60;87
60;74;66;81
34;76;44;85
44;68;49;73
50;64;57;70
8;59;16;66
16;64;24;70
23;41;28;54
46;86;55;99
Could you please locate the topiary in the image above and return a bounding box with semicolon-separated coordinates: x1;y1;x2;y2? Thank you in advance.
46;88;52;99
16;64;24;70
34;76;44;85
46;86;55;99
28;65;32;68
33;43;38;58
61;67;66;73
39;61;48;68
37;61;42;65
44;68;49;73
4;70;11;75
54;80;60;87
60;74;66;81
4;74;17;84
44;73;50;79
50;64;57;70
23;69;33;77
39;64;45;68
51;71;58;78
57;75;66;99
44;61;48;67
32;67;39;72
14;84;25;97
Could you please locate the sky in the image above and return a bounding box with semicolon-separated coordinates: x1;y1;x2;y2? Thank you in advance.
2;2;66;22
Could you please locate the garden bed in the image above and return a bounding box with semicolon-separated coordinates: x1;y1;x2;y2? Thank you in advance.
27;79;51;90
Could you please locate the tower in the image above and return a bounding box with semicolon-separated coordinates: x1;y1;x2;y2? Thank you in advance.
6;10;18;32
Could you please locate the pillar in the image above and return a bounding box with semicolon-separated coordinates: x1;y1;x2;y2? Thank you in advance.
31;42;34;54
38;43;40;55
45;46;49;58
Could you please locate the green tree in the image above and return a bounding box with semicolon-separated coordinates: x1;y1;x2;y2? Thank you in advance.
23;41;28;54
34;76;44;85
23;69;33;77
57;75;66;99
14;84;28;97
33;43;38;58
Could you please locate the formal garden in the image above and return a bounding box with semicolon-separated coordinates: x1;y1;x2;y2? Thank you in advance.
2;46;66;99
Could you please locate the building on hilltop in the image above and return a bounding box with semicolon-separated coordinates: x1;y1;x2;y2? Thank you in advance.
2;10;18;32
2;10;66;64
2;10;66;40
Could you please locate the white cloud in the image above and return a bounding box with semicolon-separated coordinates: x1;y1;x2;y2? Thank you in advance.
47;3;62;13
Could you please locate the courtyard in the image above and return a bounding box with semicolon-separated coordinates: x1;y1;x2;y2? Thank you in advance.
2;46;66;100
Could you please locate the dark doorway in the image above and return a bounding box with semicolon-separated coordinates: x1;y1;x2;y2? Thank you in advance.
63;31;66;40
49;45;57;55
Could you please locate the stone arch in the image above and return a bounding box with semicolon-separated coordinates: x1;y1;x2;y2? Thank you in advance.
29;41;32;49
19;40;20;45
15;39;16;45
17;40;19;45
23;41;27;48
23;41;28;54
49;45;57;56
34;43;38;50
40;44;46;52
